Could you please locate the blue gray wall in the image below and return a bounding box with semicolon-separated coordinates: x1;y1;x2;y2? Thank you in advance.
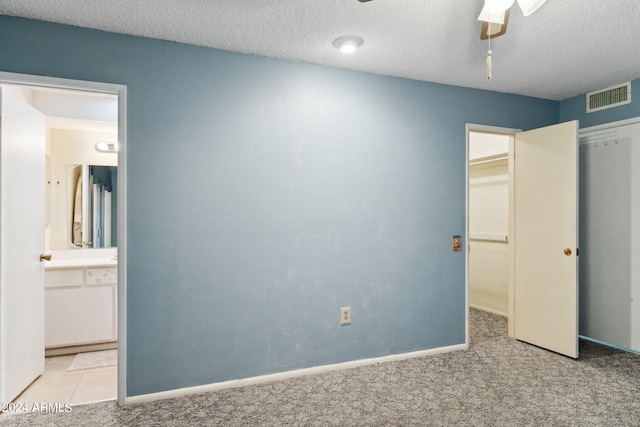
560;78;640;128
0;15;559;397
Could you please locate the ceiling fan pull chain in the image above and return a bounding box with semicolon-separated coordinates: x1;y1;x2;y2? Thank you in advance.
487;35;492;80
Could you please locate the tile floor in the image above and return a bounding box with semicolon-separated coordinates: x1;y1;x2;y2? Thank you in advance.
8;353;117;414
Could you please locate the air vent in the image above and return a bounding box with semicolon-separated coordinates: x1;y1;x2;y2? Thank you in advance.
587;82;631;113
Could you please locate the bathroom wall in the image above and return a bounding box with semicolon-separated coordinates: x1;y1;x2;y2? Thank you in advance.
0;15;559;397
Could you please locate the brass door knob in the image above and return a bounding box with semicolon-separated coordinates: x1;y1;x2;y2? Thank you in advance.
564;248;572;256
40;254;52;262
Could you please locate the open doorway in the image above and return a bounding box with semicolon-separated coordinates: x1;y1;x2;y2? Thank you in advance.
466;126;517;342
0;73;126;411
466;121;581;359
467;131;512;318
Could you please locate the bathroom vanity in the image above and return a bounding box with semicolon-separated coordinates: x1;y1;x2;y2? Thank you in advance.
44;249;117;354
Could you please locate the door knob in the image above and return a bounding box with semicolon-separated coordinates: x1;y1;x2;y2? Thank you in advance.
564;248;572;256
39;254;52;262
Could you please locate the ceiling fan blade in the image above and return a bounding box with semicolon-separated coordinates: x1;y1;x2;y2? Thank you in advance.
357;0;375;2
480;7;510;39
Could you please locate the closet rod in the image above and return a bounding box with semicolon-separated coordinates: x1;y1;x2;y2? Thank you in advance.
469;233;508;243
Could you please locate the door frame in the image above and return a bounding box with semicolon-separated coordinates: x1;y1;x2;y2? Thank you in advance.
0;71;128;405
465;124;520;342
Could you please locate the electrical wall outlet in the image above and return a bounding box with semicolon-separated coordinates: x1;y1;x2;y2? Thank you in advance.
340;307;351;325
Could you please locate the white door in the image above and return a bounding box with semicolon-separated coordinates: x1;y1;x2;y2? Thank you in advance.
513;120;579;358
0;86;46;402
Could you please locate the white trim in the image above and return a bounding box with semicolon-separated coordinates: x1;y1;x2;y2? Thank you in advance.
116;86;127;407
0;71;128;407
0;71;123;95
579;116;640;135
124;343;467;405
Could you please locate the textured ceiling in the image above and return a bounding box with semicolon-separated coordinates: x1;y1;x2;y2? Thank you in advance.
1;0;639;101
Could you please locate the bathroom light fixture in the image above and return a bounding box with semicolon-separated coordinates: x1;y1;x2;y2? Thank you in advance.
95;141;119;153
332;36;363;54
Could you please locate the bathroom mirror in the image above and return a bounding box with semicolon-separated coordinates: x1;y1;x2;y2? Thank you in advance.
68;164;117;248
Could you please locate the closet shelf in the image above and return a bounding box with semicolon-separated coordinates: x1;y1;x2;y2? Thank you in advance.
469;153;508;166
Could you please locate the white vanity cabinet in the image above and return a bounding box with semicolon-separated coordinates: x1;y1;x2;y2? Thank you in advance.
44;263;117;348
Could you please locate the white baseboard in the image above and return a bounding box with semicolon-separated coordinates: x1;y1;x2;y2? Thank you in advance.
469;304;507;317
125;343;468;406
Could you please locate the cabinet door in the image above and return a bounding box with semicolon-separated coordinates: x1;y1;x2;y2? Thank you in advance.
45;287;116;347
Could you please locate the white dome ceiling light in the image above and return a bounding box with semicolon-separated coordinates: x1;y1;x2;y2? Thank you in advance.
332;36;363;55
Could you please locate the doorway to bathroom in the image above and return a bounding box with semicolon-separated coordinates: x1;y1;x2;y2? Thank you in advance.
0;72;127;409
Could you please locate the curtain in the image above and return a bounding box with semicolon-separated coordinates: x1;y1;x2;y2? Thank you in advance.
90;166;117;248
90;166;115;192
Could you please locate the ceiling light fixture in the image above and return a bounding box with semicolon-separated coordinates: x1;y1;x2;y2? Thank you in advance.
479;0;514;24
485;0;515;10
478;6;507;24
333;36;363;54
479;0;546;23
478;0;547;80
516;0;546;16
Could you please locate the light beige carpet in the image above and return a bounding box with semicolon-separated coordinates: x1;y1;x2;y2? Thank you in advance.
67;349;117;371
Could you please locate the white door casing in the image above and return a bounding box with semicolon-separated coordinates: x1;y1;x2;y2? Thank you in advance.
513;121;579;358
0;72;127;406
0;86;47;402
